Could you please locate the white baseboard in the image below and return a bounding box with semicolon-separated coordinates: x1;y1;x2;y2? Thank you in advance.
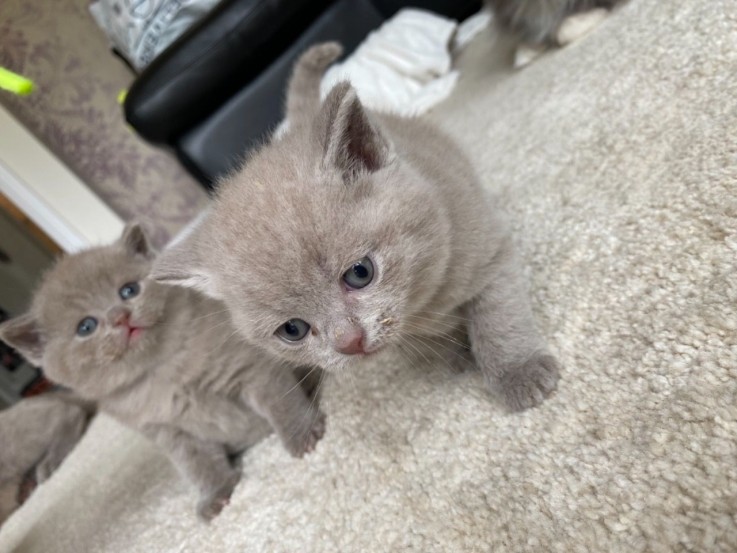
0;106;123;252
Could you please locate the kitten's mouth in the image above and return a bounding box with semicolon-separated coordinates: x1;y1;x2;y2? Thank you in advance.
124;323;150;345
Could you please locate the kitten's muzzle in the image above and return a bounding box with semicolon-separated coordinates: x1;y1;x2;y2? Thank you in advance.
108;306;145;343
333;325;366;356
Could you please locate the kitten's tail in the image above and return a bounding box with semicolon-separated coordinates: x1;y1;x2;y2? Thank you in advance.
285;42;343;127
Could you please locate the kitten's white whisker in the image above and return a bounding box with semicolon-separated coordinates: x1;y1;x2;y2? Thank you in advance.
416;310;472;322
189;309;231;323
406;330;471;367
284;368;326;449
203;328;241;357
403;332;457;373
200;319;238;336
401;320;470;350
405;313;469;333
395;336;421;366
397;335;447;378
281;367;317;400
397;334;432;367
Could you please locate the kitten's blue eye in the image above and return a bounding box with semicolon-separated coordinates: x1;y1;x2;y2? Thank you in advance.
276;319;310;342
343;257;374;289
76;317;98;337
119;282;140;300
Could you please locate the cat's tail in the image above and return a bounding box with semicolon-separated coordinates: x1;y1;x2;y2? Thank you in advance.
285;42;343;127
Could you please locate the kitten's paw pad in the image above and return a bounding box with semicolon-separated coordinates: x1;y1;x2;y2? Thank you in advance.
514;44;546;68
301;42;343;69
498;354;560;411
286;411;326;458
197;472;241;521
556;8;609;45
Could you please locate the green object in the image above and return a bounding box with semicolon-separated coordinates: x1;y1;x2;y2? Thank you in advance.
0;67;35;96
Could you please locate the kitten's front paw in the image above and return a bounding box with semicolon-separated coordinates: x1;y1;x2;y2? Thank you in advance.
497;354;560;412
197;471;241;521
284;410;326;458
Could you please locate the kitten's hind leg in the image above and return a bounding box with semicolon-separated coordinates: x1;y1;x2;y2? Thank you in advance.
145;426;240;521
242;368;325;458
465;243;560;411
33;405;90;483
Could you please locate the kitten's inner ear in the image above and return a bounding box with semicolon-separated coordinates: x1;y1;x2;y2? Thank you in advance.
0;314;45;366
150;237;222;299
121;223;154;259
320;82;393;182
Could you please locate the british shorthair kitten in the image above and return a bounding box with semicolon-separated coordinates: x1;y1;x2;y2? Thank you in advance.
0;225;324;519
152;43;561;412
487;0;625;67
0;389;95;526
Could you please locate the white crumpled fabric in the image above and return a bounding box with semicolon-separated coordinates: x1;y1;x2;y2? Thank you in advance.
321;8;491;116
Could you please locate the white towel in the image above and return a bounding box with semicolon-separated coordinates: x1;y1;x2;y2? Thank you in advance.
321;9;460;116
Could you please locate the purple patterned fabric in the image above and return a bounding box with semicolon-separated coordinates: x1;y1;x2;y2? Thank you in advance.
0;0;208;248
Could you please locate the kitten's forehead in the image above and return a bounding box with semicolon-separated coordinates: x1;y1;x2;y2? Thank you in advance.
214;161;365;266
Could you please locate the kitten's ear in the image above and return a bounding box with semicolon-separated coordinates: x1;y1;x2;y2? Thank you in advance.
0;314;45;366
150;234;221;299
319;82;394;182
121;223;155;259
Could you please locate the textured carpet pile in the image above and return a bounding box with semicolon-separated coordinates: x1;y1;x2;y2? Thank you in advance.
1;0;735;551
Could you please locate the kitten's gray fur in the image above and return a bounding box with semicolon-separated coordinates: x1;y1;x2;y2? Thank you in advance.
0;225;324;520
0;390;94;525
152;43;561;412
487;0;622;45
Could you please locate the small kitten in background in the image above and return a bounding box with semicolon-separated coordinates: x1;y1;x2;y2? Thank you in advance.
0;390;95;526
0;225;324;520
152;43;561;412
486;0;625;67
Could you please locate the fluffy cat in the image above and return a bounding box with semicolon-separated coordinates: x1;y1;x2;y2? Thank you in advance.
486;0;624;66
0;389;95;525
151;42;561;413
0;225;324;520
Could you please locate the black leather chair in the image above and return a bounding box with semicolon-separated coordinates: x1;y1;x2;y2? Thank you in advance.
123;0;481;189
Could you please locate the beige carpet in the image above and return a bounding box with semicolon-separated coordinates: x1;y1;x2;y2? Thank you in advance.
1;0;736;550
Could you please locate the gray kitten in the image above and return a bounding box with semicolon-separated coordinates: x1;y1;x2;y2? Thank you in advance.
0;390;94;525
488;0;622;45
0;225;324;520
152;43;560;412
487;0;625;67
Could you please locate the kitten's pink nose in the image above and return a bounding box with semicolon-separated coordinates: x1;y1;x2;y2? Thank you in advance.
109;307;130;327
334;326;365;355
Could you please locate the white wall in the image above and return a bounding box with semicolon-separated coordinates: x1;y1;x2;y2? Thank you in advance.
0;105;123;252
